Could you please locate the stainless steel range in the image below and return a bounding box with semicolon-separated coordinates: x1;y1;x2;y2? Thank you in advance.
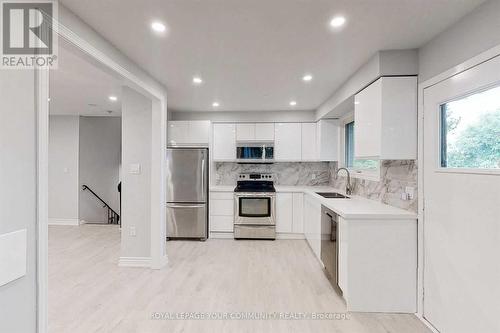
234;173;276;240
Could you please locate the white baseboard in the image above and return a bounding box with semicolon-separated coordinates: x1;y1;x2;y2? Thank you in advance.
79;220;107;225
118;256;152;268
151;255;169;270
48;218;80;226
209;232;305;240
277;233;305;240
209;232;234;239
415;314;440;333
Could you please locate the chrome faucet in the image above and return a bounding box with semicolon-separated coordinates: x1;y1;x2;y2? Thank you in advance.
336;167;352;195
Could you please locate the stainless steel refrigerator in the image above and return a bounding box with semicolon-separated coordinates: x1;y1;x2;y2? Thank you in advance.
166;148;208;240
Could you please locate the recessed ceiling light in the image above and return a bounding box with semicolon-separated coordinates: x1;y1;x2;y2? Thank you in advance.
303;74;313;82
109;96;118;102
330;16;346;28
212;102;220;107
289;101;297;106
354;101;360;105
47;97;51;102
193;76;203;85
151;21;166;33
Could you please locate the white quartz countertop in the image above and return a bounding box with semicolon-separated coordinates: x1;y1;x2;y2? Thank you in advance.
210;185;417;220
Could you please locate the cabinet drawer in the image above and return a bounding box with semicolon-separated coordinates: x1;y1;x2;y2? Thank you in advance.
210;191;234;200
210;199;234;216
210;215;234;232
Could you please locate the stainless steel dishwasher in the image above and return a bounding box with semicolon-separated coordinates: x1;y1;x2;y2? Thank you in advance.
320;205;342;295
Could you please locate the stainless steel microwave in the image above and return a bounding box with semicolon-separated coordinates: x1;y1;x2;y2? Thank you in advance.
236;142;274;163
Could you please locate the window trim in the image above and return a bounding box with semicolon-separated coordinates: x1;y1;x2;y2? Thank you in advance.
339;112;381;181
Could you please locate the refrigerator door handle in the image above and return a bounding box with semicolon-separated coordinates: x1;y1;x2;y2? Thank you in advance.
201;158;205;199
167;203;205;209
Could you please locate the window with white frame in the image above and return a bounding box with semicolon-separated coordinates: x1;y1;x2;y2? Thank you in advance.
341;115;380;179
440;84;500;170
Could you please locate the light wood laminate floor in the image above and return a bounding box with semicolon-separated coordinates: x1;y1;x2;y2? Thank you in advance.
49;225;430;333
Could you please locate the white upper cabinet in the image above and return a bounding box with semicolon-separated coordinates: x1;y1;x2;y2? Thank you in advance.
236;123;275;141
274;123;302;161
188;121;211;144
168;121;189;146
301;123;317;161
301;121;340;162
236;124;255;141
212;121;338;162
168;120;210;146
317;119;339;161
213;123;236;161
354;76;417;159
255;123;275;141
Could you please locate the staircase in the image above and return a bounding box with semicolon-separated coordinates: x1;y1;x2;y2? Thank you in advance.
82;184;120;225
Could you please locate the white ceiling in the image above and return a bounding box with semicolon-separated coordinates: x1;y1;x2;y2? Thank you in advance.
60;0;486;112
49;46;122;117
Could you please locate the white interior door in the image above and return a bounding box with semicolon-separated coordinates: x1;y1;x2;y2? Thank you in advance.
423;56;500;333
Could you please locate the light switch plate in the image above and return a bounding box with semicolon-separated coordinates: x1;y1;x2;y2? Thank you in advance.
129;163;141;175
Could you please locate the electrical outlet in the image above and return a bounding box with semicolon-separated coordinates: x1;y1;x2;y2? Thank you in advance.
405;186;415;200
129;163;141;175
129;226;136;237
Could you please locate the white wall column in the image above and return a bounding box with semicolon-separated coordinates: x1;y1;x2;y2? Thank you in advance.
120;86;153;267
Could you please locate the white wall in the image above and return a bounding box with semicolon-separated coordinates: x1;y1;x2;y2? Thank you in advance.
49;116;79;224
121;87;152;259
0;70;37;332
419;0;500;81
79;117;121;223
315;49;418;119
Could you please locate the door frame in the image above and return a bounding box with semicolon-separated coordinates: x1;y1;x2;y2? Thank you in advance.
36;12;168;333
416;43;500;332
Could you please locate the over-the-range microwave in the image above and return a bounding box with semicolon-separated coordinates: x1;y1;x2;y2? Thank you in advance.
236;142;274;163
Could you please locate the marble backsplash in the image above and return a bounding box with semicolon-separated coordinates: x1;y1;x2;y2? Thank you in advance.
330;160;417;212
214;160;417;212
214;162;332;186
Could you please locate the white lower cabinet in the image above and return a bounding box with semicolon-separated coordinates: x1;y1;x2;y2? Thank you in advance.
209;216;233;232
276;193;293;233
337;216;348;296
292;193;304;233
304;193;321;260
209;192;234;233
275;192;304;236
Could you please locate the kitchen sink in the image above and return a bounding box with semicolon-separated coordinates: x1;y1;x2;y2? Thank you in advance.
316;192;350;199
